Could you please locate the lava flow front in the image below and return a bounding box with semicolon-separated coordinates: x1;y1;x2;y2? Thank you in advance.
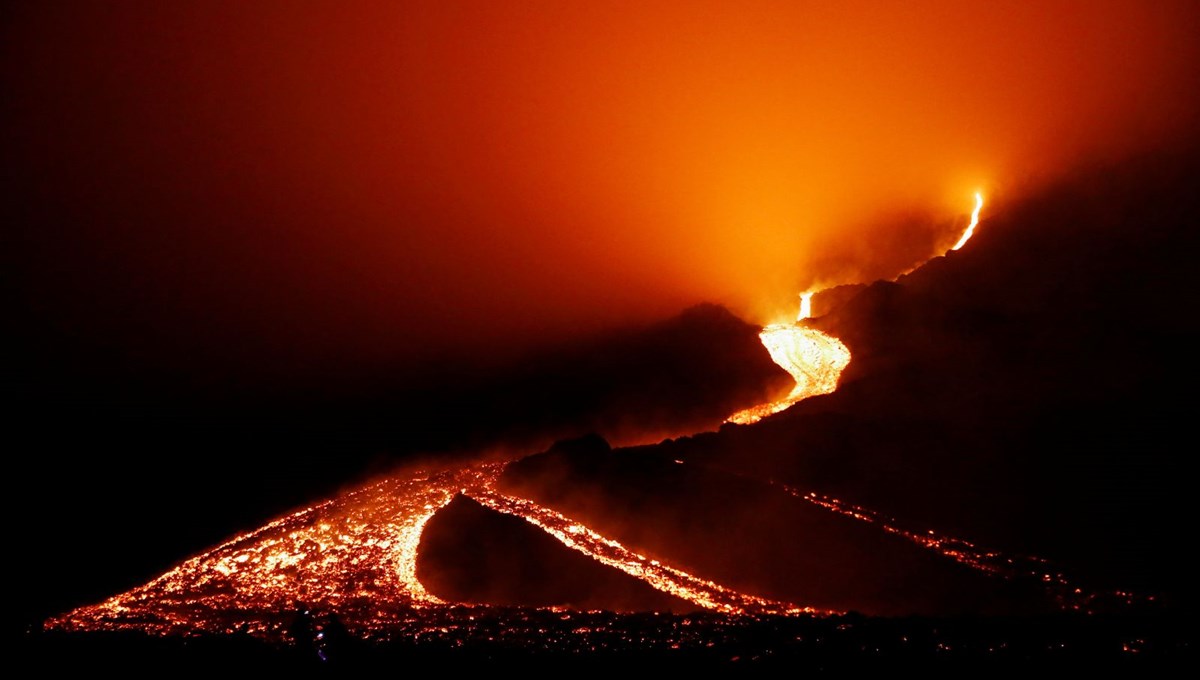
46;468;466;638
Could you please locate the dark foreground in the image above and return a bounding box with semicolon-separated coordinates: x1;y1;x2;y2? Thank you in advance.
20;610;1193;672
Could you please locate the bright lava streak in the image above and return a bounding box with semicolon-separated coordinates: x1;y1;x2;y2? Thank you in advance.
463;470;827;617
46;280;853;638
47;461;829;641
951;191;985;251
52;181;1141;648
726;323;851;425
769;482;1148;613
797;292;814;321
46;469;470;638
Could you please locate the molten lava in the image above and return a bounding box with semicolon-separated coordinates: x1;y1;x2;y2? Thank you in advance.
726;323;851;425
951;192;985;251
776;483;1147;613
46;269;855;637
46;469;467;638
468;470;824;617
727;190;985;428
797;291;814;321
48;462;826;640
48;186;1144;649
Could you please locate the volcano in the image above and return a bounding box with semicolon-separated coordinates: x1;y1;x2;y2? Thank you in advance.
27;150;1198;672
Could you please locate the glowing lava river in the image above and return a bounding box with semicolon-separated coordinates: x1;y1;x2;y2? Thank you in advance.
47;312;853;641
46;193;1141;650
726;324;850;425
47;462;830;640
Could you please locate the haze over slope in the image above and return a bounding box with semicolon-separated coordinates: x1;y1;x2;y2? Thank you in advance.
8;1;1199;398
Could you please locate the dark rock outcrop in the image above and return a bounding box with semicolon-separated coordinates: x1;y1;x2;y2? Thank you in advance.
416;494;691;612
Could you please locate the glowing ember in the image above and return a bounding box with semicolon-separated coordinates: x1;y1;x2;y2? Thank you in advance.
726;323;851;425
951;192;985;251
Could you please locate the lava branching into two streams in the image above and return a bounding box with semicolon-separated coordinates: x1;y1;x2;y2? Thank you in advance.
52;191;1123;643
49;462;823;640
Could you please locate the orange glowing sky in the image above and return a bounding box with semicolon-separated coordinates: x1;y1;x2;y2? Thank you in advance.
7;1;1199;384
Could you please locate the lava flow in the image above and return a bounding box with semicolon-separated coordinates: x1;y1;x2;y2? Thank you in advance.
48;462;822;640
465;469;824;617
951;192;985;251
48;191;1077;644
725;323;851;425
728;191;986;426
778;484;1147;613
46;468;468;638
797;291;814;321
